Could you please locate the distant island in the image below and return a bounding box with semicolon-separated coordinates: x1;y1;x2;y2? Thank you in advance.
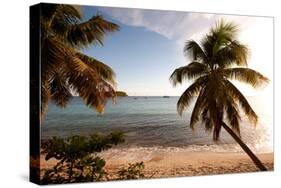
116;91;128;97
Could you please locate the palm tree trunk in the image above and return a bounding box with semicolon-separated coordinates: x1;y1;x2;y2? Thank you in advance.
221;121;267;171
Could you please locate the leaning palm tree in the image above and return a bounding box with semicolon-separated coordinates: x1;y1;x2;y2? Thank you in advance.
40;4;119;119
170;20;269;171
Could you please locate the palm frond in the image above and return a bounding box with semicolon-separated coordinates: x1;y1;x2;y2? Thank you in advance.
211;19;238;41
206;98;220;140
223;80;258;124
201;108;212;132
41;4;82;34
177;76;208;115
65;56;115;113
42;36;72;67
215;40;249;67
41;37;60;119
201;20;238;63
42;36;116;114
55;5;82;24
190;88;207;129
170;62;209;86
65;15;119;47
224;68;269;88
184;40;207;62
76;52;116;86
224;94;241;136
41;79;51;120
50;71;73;108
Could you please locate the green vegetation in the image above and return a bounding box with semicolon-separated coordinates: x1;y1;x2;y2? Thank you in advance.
170;20;269;171
117;162;145;180
116;91;128;97
41;132;145;184
41;132;124;184
40;4;119;118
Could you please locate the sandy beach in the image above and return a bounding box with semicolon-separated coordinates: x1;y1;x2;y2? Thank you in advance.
40;149;274;180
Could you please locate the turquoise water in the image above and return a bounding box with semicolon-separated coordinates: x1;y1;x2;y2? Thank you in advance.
42;96;273;153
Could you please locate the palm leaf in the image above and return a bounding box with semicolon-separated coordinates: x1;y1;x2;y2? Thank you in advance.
223;80;258;124
43;37;115;114
201;20;238;64
215;40;249;67
41;79;51;120
76;52;116;86
190;88;207;129
224;67;269;88
177;76;208;115
211;19;238;41
50;71;73;108
65;15;119;47
41;4;82;34
170;62;209;86
65;56;115;113
224;94;241;136
42;36;73;67
184;40;207;62
200;108;212;132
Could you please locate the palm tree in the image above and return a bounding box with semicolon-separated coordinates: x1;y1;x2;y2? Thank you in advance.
40;4;119;119
170;20;269;171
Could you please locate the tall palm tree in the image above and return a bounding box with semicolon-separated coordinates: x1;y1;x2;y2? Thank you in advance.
170;20;269;171
40;4;119;119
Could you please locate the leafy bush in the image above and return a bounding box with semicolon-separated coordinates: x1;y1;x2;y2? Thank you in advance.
117;162;145;180
41;131;125;184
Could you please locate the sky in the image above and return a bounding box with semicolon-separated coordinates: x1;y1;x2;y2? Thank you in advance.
80;5;274;98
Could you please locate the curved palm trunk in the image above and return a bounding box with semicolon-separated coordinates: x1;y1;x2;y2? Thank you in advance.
221;121;267;171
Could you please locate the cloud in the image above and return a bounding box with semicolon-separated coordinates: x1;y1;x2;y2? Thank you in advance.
98;7;254;44
100;8;208;41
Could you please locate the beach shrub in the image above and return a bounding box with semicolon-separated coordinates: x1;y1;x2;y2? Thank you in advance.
117;162;145;180
41;131;124;184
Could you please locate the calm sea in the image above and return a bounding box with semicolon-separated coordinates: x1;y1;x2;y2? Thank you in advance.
42;96;273;153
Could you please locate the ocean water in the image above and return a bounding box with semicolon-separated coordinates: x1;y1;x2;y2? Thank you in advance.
42;96;273;153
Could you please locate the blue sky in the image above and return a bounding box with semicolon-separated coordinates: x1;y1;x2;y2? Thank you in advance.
80;5;273;97
81;6;185;96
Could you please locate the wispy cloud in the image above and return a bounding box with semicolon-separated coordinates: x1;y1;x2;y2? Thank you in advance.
99;7;253;44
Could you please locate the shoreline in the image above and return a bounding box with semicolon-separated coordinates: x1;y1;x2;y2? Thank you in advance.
102;150;273;179
40;149;274;180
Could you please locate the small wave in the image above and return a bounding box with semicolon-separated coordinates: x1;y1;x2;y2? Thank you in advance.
101;142;273;158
